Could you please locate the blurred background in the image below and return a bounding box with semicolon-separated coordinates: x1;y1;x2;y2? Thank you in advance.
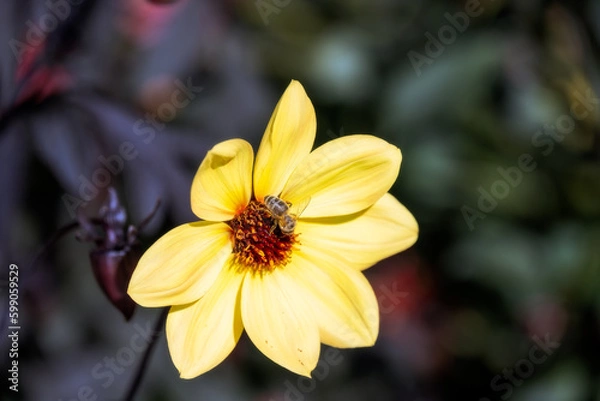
1;0;600;400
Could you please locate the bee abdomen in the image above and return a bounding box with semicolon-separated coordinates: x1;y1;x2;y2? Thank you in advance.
279;214;296;234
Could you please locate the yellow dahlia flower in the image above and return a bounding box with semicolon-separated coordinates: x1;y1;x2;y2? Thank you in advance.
127;80;418;378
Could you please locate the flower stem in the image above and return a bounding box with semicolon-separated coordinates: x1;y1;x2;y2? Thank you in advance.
124;307;169;401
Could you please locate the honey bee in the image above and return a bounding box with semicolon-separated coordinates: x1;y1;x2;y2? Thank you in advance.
263;195;309;234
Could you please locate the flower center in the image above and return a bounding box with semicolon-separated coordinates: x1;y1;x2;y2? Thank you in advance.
228;199;297;274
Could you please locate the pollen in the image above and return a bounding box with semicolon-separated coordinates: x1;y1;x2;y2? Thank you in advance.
228;200;297;274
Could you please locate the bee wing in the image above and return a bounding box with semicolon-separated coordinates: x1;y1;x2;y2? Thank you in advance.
289;197;311;217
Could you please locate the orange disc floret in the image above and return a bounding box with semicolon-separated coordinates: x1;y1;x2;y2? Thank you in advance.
228;200;297;274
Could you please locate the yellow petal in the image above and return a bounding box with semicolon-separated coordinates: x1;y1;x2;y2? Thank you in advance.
128;222;232;307
241;269;320;377
253;80;316;201
191;139;253;221
281;135;401;217
297;193;418;270
166;261;244;379
286;251;379;348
